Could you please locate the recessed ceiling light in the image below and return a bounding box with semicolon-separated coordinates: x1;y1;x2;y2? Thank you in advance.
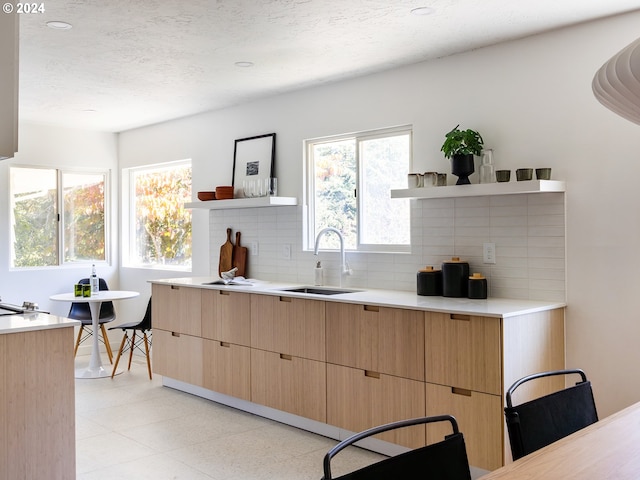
234;61;254;68
410;6;435;16
46;21;73;30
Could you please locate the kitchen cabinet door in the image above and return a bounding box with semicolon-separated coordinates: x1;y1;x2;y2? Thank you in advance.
250;348;326;422
152;284;202;337
326;363;426;449
152;329;203;386
326;303;425;381
203;338;251;401
425;312;501;395
426;382;503;471
202;289;251;346
250;294;325;361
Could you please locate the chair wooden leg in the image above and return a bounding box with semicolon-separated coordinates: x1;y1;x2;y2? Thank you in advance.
143;332;152;380
100;324;113;364
127;330;136;371
111;333;128;379
74;325;84;357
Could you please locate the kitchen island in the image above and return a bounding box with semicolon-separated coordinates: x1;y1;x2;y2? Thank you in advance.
0;312;79;480
150;277;566;471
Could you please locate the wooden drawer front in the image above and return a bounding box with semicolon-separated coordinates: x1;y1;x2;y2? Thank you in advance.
326;364;426;449
203;339;251;401
326;303;425;381
153;329;203;386
250;294;325;361
425;312;501;395
202;290;251;346
251;349;326;422
152;284;202;336
426;382;503;471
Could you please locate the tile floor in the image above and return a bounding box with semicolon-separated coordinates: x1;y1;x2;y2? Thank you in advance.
75;354;487;479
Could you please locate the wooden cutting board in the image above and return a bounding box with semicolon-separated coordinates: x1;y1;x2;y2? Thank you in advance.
233;231;248;277
218;227;234;276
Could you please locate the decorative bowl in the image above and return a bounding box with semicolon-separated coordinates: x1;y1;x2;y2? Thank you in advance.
197;191;216;201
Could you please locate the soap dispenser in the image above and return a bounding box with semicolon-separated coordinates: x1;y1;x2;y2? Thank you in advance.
314;261;323;286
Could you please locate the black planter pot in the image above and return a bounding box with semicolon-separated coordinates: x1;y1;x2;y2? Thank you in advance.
451;154;475;185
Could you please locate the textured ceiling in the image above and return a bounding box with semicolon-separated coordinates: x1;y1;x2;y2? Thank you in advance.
16;0;640;132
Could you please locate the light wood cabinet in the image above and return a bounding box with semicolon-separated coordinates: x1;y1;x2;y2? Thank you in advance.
425;312;501;395
202;289;251;346
203;339;251;400
251;348;326;422
426;382;503;471
153;329;203;386
326;303;425;381
250;294;325;361
327;363;426;448
1;327;76;479
153;284;202;336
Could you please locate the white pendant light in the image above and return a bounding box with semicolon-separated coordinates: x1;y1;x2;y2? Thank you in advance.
593;37;640;125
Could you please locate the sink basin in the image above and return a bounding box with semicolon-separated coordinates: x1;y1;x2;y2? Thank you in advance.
278;286;361;295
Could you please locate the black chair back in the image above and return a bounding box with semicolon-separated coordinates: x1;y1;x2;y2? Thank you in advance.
322;415;471;480
137;297;152;331
67;277;115;321
504;369;598;461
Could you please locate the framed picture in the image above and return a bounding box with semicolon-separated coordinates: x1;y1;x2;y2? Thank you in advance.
232;133;276;197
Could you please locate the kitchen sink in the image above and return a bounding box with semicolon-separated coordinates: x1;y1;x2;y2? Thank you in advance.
278;286;361;295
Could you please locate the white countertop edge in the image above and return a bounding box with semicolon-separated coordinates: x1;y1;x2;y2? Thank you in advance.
149;277;565;318
0;312;80;335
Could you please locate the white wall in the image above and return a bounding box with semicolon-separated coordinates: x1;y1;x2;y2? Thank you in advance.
0;122;119;318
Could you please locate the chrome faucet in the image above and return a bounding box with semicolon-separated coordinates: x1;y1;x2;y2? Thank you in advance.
314;227;352;286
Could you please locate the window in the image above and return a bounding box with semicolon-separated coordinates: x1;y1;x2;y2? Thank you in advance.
10;166;107;267
128;160;192;269
306;126;411;252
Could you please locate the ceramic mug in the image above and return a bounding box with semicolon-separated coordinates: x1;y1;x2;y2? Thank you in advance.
423;172;437;188
408;173;423;188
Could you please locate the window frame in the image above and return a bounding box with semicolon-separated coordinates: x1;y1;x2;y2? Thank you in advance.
304;125;412;253
124;159;193;272
9;164;110;269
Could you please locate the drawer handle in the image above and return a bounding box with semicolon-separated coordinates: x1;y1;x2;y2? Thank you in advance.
450;313;470;321
170;285;180;290
364;305;379;312
365;370;380;379
279;296;292;303
171;332;181;337
280;353;292;361
452;387;472;397
219;290;230;296
220;341;230;348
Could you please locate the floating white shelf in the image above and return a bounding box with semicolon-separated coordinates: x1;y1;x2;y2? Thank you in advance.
391;180;565;200
185;196;298;210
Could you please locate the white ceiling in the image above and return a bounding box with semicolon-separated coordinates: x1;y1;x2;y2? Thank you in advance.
17;0;640;133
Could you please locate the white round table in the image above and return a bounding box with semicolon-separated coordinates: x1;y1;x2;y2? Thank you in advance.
50;290;140;378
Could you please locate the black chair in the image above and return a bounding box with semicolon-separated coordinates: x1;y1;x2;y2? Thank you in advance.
321;415;471;480
504;368;598;461
69;278;116;363
109;297;152;380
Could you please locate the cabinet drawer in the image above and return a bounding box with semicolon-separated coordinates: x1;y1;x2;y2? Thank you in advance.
425;312;501;395
326;303;425;381
426;382;503;471
203;339;251;400
251;348;326;422
327;363;426;449
250;294;325;361
202;289;251;346
152;284;202;336
152;329;203;386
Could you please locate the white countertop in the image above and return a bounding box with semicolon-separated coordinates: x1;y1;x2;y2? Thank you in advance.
150;277;565;318
0;312;80;335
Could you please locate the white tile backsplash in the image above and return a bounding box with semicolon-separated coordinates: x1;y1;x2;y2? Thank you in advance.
208;192;566;302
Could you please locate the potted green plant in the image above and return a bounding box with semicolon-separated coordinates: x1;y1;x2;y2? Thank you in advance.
441;125;484;185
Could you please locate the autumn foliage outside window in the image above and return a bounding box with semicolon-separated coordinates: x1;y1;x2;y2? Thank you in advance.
131;162;192;268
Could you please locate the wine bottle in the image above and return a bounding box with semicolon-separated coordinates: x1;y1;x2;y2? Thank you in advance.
91;264;99;293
